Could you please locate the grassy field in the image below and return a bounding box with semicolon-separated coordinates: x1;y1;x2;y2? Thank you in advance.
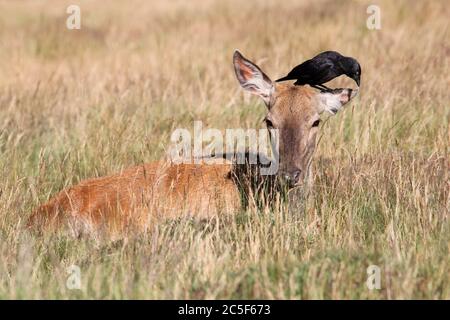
0;0;448;299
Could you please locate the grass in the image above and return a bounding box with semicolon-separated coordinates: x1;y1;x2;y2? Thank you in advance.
0;0;448;299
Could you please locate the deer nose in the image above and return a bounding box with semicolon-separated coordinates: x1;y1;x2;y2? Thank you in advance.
284;170;301;185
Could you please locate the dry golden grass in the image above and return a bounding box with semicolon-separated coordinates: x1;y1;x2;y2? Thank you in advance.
0;0;448;299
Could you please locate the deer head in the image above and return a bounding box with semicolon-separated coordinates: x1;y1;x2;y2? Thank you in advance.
233;50;358;187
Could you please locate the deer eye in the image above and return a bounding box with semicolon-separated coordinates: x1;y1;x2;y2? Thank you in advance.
265;118;274;128
312;119;321;128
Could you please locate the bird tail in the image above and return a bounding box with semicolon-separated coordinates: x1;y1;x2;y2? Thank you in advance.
275;75;293;82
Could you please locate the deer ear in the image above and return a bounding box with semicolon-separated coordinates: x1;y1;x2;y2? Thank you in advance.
316;88;358;115
233;50;273;106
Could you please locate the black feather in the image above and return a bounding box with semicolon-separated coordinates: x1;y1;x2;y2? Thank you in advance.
276;51;361;88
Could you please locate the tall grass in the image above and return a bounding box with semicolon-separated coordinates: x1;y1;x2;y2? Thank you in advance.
0;0;448;299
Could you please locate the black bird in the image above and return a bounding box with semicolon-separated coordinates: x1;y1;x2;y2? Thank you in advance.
276;51;361;91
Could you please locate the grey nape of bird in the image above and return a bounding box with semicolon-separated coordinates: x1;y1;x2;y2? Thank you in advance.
276;51;361;91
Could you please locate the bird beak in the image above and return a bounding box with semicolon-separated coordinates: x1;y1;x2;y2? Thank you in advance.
355;77;360;87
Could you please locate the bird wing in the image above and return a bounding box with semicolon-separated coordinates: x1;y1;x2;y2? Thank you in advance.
293;59;334;84
310;60;335;83
276;54;337;83
276;59;315;82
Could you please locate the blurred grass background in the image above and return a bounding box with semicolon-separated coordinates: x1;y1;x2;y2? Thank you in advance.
0;0;448;299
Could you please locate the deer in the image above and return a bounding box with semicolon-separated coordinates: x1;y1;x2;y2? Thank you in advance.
27;50;358;237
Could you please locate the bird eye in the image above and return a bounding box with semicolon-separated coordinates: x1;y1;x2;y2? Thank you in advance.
312;119;321;127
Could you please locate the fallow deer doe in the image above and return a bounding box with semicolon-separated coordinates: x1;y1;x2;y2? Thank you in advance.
28;51;358;236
